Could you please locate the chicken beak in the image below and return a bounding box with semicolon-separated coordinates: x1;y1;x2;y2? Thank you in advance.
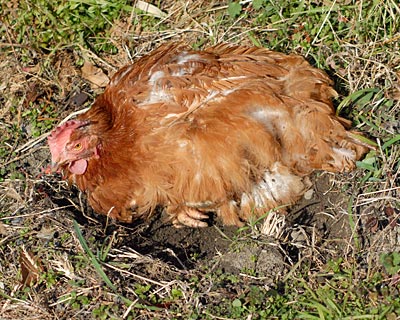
50;161;61;173
50;154;64;173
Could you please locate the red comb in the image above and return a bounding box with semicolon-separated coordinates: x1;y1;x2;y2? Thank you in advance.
48;120;89;142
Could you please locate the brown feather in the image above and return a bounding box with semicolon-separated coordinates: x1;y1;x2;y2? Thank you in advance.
48;42;370;227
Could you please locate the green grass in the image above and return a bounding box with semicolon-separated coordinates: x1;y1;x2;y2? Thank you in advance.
0;0;399;319
4;0;132;53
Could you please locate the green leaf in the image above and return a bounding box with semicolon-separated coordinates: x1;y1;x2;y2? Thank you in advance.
380;252;400;275
356;160;375;171
171;288;183;299
252;0;265;10
348;132;378;148
336;88;380;114
228;2;242;18
232;298;242;307
381;134;400;151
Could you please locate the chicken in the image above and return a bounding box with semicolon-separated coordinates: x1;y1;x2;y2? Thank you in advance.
48;42;369;227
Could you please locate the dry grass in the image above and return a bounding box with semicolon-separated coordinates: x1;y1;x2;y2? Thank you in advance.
1;0;400;318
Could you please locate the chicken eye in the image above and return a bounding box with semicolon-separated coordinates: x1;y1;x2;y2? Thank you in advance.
74;143;83;150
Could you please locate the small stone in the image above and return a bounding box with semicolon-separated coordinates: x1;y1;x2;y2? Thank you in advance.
303;188;314;200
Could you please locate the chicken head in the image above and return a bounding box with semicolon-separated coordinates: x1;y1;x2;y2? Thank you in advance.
48;120;100;175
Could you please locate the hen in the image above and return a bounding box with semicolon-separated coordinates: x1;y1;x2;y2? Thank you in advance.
48;42;369;227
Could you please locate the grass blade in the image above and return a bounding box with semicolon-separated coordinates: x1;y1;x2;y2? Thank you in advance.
73;219;118;292
381;134;400;151
73;220;162;311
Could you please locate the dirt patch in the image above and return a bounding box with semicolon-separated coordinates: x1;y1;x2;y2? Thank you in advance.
27;164;360;283
119;216;238;269
288;173;356;248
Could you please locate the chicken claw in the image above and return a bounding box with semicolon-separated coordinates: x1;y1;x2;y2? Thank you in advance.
172;208;210;228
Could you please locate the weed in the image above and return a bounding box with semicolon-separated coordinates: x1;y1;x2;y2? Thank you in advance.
380;252;400;276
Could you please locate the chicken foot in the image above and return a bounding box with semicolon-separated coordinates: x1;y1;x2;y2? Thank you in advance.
166;204;212;228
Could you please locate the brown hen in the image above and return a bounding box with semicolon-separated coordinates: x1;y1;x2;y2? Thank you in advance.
48;43;369;227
